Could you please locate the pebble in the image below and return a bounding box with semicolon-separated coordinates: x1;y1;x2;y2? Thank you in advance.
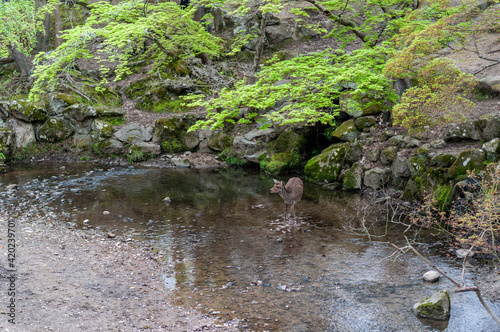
423;270;440;282
103;211;110;215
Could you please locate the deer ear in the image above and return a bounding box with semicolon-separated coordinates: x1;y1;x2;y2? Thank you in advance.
273;179;279;184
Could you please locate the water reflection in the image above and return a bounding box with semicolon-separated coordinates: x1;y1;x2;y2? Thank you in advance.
1;165;498;331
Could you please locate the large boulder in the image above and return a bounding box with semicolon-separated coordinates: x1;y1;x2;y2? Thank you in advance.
208;131;232;152
260;130;306;174
391;154;411;179
115;123;152;144
481;114;500;141
331;119;358;142
444;120;483;142
98;138;126;155
304;142;348;182
92;120;114;140
364;167;391;189
0;100;46;122
449;148;486;178
343;162;363;190
354;116;377;132
37;117;74;143
429;152;458;168
483;138;500;162
412;290;450;320
64;104;97;135
380;146;397;166
345;138;363;164
9;118;35;148
129;142;161;157
152;117;194;143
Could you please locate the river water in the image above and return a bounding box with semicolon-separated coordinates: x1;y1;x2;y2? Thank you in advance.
1;164;498;331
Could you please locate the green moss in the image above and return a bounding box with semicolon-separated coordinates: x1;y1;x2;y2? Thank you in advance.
100;116;125;126
304;143;348;182
127;146;153;163
219;147;246;166
55;93;78;105
161;138;187;153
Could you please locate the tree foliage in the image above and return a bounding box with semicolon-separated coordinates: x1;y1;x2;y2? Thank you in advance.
0;0;40;58
29;0;223;101
392;58;476;133
188;0;417;129
188;46;396;130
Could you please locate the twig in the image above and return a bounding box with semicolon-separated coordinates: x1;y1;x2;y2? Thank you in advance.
400;240;500;327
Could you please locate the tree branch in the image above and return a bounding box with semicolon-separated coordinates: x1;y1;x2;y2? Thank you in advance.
303;0;368;43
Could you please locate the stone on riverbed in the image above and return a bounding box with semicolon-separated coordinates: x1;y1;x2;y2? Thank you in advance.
423;270;440;283
412;290;450;320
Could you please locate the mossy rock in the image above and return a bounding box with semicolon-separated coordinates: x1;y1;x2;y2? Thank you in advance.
354;116;377;132
5;100;47;123
345;138;363;164
55;93;78;105
64;104;97;122
270;130;306;153
331;119;358;142
343;162;362;190
429;152;458;168
261;130;306;174
97;138;125;155
412;290;450;320
37;117;74;143
208;131;231;152
425;166;451;188
304;142;348;182
181;131;201;151
402;178;422;200
260;152;300;175
95;106;126;118
483;138;500;162
124;77;188;113
92;119;114;140
161;138;188;153
380;146;397;166
153;116;195;143
339;91;384;118
126;145;154;163
448;148;486;179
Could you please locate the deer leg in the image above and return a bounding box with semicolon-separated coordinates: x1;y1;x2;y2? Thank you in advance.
285;204;289;220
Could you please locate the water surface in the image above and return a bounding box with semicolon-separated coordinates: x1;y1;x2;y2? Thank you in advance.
1;165;498;331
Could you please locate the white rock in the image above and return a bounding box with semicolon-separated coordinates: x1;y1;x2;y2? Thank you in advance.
423;270;440;282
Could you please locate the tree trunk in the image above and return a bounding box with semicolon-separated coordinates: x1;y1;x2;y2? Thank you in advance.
253;13;269;73
6;44;31;76
54;4;63;47
35;11;51;53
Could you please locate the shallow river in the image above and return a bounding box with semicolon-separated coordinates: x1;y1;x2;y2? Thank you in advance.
1;164;499;331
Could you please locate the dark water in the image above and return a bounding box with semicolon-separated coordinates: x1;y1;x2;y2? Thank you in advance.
1;164;499;331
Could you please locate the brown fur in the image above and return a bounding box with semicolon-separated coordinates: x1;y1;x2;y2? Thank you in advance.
269;177;303;220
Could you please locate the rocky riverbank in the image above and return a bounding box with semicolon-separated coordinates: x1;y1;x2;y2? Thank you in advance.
0;203;239;331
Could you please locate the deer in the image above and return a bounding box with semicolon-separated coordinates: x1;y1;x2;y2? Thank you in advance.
269;177;303;221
